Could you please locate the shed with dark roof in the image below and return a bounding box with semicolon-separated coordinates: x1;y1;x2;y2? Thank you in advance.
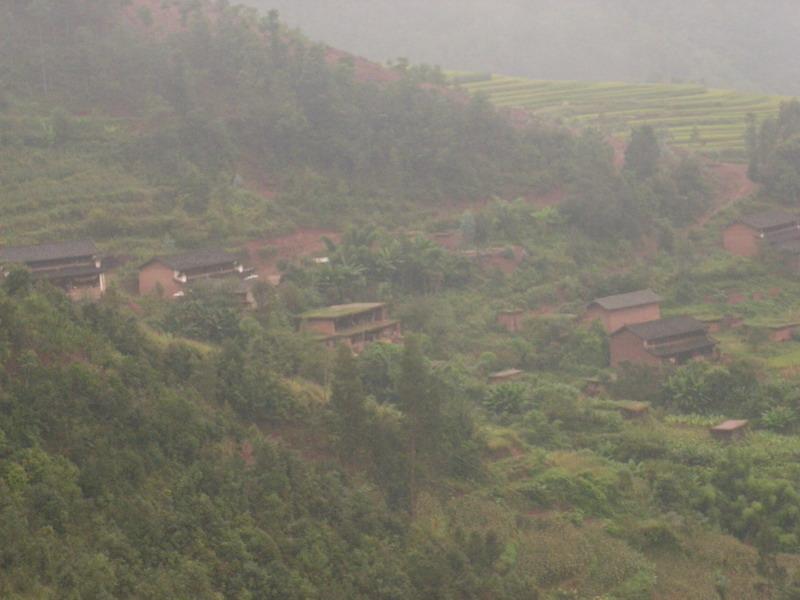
139;249;244;297
0;240;106;300
610;316;716;367
584;289;662;333
0;240;99;267
724;211;800;258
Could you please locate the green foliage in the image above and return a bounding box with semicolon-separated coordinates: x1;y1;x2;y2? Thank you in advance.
330;344;368;461
625;125;661;180
162;281;242;342
748;100;800;203
661;360;761;416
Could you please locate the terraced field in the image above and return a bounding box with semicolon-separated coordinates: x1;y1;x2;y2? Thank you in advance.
453;74;787;159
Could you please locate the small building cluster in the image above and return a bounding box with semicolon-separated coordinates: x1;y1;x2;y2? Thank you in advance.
0;239;405;352
585;289;717;368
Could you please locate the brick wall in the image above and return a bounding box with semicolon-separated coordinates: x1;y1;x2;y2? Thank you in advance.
609;330;662;368
586;303;661;333
723;224;760;258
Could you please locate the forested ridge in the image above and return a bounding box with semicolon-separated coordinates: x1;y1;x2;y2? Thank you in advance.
0;0;575;254
5;1;800;599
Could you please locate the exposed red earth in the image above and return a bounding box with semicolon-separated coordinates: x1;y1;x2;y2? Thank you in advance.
246;229;340;282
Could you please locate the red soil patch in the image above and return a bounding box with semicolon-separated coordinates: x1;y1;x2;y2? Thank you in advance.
692;162;757;230
462;246;527;275
728;292;747;305
430;231;463;251
246;228;340;280
240;441;255;468
237;161;278;200
525;187;566;208
124;0;193;35
325;47;401;85
531;304;557;317
609;136;627;170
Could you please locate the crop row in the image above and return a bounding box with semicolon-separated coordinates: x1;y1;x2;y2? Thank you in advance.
454;75;786;157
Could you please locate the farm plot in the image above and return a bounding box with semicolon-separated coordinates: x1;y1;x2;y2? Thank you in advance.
453;75;786;159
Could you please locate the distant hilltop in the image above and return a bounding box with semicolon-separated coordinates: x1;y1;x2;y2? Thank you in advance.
243;0;800;96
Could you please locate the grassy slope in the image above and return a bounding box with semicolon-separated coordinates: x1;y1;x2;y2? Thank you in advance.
454;74;786;159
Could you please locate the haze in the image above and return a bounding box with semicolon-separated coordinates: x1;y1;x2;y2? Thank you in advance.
246;0;800;94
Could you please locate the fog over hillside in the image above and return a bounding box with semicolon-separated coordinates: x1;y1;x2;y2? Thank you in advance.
246;0;800;94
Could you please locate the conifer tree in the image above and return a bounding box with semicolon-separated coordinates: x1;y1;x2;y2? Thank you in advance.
397;335;439;515
330;344;367;462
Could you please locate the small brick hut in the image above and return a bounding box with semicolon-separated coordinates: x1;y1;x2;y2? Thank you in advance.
723;211;800;258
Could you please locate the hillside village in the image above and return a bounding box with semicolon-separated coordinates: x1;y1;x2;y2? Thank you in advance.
4;1;800;599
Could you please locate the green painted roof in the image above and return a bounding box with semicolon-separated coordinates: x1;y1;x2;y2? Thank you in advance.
300;303;385;320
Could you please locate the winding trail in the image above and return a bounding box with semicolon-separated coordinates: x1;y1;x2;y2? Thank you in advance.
692;162;757;230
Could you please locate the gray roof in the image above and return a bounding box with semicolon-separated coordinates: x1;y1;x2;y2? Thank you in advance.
775;238;800;254
32;265;105;280
622;316;707;341
589;289;662;311
0;240;98;264
152;249;239;272
737;211;798;231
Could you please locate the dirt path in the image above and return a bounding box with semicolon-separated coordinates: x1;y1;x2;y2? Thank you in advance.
692;162;757;230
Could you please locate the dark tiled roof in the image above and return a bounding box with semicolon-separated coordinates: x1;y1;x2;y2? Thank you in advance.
32;265;104;280
647;336;716;358
155;249;239;272
0;240;97;264
765;228;800;245
737;211;798;231
623;316;707;341
775;238;800;254
589;289;662;311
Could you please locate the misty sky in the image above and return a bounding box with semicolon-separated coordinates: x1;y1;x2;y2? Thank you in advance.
245;0;800;94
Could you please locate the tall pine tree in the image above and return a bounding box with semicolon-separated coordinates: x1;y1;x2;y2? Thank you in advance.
397;335;442;515
330;344;368;462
